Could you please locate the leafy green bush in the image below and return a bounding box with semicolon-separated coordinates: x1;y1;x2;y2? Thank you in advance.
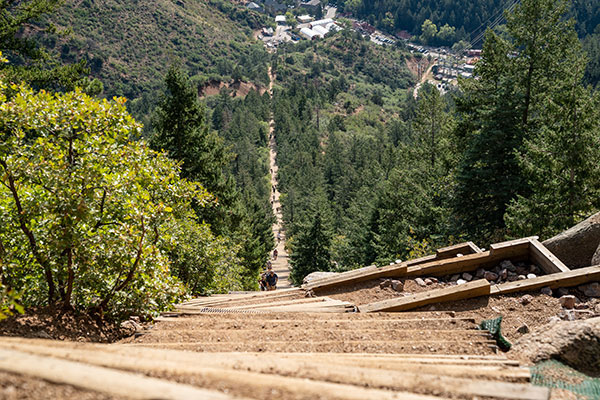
0;80;218;318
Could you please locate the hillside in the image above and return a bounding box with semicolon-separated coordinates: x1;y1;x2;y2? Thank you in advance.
37;0;270;103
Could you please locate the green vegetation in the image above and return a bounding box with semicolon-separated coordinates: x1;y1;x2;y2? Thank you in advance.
150;67;274;290
271;0;600;283
0;0;95;92
455;0;600;241
26;0;270;124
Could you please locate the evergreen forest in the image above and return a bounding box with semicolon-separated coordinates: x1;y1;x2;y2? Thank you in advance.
0;0;599;318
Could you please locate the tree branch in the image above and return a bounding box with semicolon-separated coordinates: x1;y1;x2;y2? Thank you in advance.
0;159;55;303
96;216;146;312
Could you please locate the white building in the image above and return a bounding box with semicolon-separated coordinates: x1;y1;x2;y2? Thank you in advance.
300;27;319;40
297;15;312;23
275;15;286;25
309;18;333;28
312;25;328;37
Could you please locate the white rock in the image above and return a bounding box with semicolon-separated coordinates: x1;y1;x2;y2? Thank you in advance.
415;277;426;287
527;273;537;279
456;279;467;285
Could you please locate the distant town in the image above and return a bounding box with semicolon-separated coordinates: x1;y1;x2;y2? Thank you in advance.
247;0;480;93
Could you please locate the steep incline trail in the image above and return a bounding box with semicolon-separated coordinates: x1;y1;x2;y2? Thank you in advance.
268;66;291;288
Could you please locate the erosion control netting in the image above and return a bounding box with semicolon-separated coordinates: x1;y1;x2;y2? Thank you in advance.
479;316;511;351
531;360;600;399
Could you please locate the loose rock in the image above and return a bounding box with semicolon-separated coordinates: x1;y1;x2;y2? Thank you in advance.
500;260;516;272
520;295;534;305
516;324;529;334
507;272;519;282
450;274;460;282
462;272;473;281
475;268;485;278
557;288;569;297
456;279;467;285
415;277;426;287
379;279;392;289
557;310;575;321
530;265;541;275
579;282;600;297
541;287;553;296
499;269;508;280
527;273;537;279
559;295;576;310
518;275;527;280
484;271;498;281
424;278;434;286
391;280;404;292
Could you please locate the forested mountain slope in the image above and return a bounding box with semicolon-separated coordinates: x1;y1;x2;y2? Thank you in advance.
344;0;599;39
34;0;269;107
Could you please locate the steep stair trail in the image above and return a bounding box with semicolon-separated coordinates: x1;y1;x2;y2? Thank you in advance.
267;66;291;288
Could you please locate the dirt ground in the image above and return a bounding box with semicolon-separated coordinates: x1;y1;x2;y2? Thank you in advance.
318;277;600;345
0;306;130;343
0;371;123;400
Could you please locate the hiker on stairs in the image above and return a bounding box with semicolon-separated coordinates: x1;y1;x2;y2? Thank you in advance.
265;266;278;291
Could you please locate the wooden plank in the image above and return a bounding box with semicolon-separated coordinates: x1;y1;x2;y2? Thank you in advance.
405;254;437;266
360;280;491;313
404;238;534;278
180;288;303;307
436;241;483;259
491;265;600;295
0;348;239;400
302;265;379;288
303;263;408;291
3;342;446;400
529;239;570;274
489;236;538;252
225;297;326;310
404;251;491;277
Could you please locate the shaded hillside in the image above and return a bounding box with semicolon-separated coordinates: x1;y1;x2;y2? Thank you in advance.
37;0;270;100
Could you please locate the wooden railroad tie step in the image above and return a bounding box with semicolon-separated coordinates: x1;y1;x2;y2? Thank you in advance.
0;339;548;400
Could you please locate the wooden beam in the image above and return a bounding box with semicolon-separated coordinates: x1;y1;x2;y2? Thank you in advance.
302;265;378;288
179;288;303;308
491;265;600;295
529;239;570;274
221;297;326;310
436;241;483;259
303;263;408;291
2;342;448;400
0;348;238;400
359;280;491;313
404;238;536;278
404;251;492;277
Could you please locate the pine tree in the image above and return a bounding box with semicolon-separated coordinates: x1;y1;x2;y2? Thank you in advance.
505;61;600;238
150;66;237;234
454;0;581;242
290;212;332;285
